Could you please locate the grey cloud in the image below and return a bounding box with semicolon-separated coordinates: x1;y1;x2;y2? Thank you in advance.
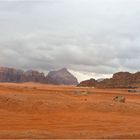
0;0;140;81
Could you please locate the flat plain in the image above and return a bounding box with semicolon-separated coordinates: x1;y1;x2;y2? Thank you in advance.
0;83;140;139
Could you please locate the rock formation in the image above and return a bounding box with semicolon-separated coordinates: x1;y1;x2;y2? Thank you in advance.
23;70;46;83
77;78;97;87
46;68;78;85
0;67;24;82
0;67;78;85
0;67;46;83
78;71;140;88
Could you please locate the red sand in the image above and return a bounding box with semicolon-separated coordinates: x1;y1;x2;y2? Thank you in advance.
0;83;140;139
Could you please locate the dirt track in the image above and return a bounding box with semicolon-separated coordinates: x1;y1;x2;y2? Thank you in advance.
0;83;140;139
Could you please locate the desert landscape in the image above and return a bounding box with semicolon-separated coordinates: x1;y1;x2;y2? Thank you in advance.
1;0;140;139
0;82;140;139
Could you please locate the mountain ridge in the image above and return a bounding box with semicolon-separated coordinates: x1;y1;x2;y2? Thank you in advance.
0;67;78;85
78;71;140;88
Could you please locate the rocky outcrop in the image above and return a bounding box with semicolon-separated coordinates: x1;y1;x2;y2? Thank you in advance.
46;68;78;85
78;71;140;88
0;67;46;83
0;67;78;85
77;78;97;87
0;67;24;82
23;70;46;83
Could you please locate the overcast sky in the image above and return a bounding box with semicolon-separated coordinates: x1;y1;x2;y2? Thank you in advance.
0;0;140;81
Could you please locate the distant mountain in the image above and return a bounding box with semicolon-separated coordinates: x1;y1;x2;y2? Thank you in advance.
0;67;78;85
0;67;46;83
78;71;140;88
46;68;78;85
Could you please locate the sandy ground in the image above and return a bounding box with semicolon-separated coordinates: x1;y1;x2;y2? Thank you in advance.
0;82;140;139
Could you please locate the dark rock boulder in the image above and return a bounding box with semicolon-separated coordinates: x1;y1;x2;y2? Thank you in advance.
113;96;126;103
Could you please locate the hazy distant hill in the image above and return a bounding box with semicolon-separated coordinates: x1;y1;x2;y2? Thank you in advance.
0;67;78;85
46;68;78;85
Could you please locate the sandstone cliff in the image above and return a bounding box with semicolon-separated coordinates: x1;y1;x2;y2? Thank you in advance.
78;72;140;88
0;67;78;85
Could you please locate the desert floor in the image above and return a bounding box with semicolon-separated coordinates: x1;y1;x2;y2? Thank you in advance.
0;83;140;139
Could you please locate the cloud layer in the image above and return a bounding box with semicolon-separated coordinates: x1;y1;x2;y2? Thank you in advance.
0;0;140;81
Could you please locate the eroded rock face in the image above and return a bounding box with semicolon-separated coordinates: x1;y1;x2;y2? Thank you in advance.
0;67;46;83
78;71;140;88
23;70;46;83
46;68;78;85
77;78;96;87
0;67;78;85
0;67;24;82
